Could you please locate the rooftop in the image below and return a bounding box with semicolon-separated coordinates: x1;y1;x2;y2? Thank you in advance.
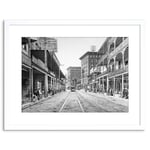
79;51;99;60
67;66;81;70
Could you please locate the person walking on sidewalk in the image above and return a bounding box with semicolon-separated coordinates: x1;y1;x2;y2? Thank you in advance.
122;88;128;99
35;88;41;100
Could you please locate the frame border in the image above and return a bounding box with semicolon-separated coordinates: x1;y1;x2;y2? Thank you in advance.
3;20;144;131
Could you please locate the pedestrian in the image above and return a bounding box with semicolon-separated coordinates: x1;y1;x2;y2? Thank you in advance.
110;88;113;96
36;89;41;100
123;88;128;99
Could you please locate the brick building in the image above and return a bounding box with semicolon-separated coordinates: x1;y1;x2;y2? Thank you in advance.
79;51;101;89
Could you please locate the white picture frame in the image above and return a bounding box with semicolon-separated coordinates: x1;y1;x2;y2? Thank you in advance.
4;20;144;130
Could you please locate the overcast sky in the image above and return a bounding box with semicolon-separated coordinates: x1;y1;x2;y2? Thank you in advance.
55;37;106;75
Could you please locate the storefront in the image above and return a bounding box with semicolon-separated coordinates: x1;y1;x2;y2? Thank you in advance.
103;76;107;93
33;68;46;99
108;73;128;97
123;73;129;89
22;66;32;104
108;77;114;95
98;76;108;93
115;75;122;94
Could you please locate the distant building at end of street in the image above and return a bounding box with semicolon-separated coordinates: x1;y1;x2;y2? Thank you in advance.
67;66;81;89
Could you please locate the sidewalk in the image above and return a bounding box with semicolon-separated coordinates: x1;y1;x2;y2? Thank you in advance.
78;90;128;107
22;91;69;110
22;95;52;110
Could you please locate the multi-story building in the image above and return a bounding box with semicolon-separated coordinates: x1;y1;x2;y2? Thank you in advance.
22;37;65;104
22;37;34;104
96;37;129;97
67;67;81;89
79;51;101;89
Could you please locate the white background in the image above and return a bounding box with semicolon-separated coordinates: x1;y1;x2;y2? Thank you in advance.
0;0;149;150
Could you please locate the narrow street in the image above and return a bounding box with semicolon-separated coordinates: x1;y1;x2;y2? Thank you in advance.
23;90;128;112
22;37;129;113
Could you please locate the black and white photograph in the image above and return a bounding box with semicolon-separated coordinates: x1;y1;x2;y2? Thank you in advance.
22;37;129;113
4;20;142;130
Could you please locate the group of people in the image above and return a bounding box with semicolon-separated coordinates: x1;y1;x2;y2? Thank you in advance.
32;87;65;102
85;85;129;99
33;88;42;101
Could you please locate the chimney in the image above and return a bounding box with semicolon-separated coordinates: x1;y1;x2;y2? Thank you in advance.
91;45;96;52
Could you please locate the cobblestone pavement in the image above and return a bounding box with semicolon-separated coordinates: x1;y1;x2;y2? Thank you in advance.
22;90;128;112
22;91;70;112
77;90;128;112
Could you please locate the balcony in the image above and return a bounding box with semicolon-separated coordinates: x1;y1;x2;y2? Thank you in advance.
32;56;48;72
97;70;109;78
22;53;31;67
48;70;55;77
109;38;129;59
108;65;128;77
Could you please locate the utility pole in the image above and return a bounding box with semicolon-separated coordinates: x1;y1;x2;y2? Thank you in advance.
58;64;64;91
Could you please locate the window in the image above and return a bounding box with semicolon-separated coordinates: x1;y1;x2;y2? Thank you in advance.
22;43;29;55
115;37;123;48
109;43;114;53
22;37;29;54
124;47;128;66
22;44;28;51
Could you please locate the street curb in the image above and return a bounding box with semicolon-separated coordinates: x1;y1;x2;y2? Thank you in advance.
22;96;52;110
88;92;128;101
78;91;128;107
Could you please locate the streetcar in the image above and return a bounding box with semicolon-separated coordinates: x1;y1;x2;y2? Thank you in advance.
70;86;76;92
